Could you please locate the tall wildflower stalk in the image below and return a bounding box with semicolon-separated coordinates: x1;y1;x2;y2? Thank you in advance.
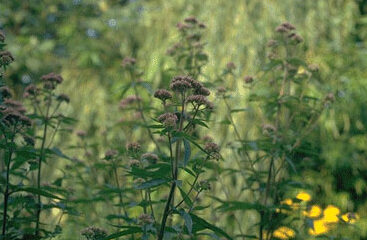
23;73;71;237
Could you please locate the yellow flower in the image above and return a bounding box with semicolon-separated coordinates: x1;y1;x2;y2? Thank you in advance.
296;192;311;202
278;198;297;213
281;198;293;206
308;219;329;235
323;205;340;223
303;205;322;218
341;212;359;224
273;226;295;239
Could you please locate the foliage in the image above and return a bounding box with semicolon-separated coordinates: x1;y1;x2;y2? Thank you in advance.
0;1;366;240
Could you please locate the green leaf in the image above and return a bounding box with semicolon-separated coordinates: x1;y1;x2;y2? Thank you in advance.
190;213;233;239
135;178;168;189
230;108;249;113
179;209;193;234
15;187;64;200
49;147;72;160
102;227;142;240
183;139;191;167
178;186;193;208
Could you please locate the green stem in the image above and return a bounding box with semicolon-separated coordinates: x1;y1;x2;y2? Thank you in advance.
1;125;16;237
35;93;52;236
157;93;185;240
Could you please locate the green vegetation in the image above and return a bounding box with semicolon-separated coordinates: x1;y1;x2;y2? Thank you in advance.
0;0;367;239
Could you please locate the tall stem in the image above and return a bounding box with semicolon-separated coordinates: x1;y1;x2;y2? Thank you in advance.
2;125;15;237
113;165;127;223
35;93;52;236
157;93;185;240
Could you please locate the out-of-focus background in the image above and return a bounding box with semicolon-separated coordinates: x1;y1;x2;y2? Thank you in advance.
1;0;367;239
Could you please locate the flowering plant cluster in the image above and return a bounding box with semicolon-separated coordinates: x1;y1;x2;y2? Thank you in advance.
0;16;362;240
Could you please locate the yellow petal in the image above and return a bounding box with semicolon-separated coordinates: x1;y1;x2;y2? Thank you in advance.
296;192;311;202
308;219;329;235
303;205;322;218
323;205;340;223
273;226;295;239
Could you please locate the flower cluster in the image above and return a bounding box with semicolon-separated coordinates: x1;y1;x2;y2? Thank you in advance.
275;22;303;44
119;95;142;109
186;95;213;109
104;149;118;160
157;112;178;129
81;226;108;240
0;99;31;127
126;142;141;153
0;51;14;67
276;191;360;238
41;72;63;90
154;89;172;103
141;152;159;164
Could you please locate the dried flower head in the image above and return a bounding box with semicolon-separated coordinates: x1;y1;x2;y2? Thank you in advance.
226;62;236;71
0;51;14;66
141;153;159;164
126;142;141;153
3;99;26;114
186;95;213;109
194;87;210;96
23;84;39;98
1;107;31;127
41;72;63;84
76;130;87;138
281;22;296;31
157;112;178;128
216;86;227;96
244;75;254;84
204;142;220;159
198;22;206;28
105;149;118;160
57;94;70;103
204;142;220;153
0;86;12;99
170;79;192;92
154;89;172;102
129;159;140;168
262;124;277;135
119;95;142;109
138;213;154;225
121;57;136;67
184;16;198;24
275;25;288;33
81;226;108;240
41;73;63;90
288;33;303;44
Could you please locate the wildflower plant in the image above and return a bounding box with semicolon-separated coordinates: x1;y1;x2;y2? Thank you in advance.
214;22;340;240
96;18;231;240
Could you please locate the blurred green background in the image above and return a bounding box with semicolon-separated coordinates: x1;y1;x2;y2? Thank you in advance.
1;0;367;238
